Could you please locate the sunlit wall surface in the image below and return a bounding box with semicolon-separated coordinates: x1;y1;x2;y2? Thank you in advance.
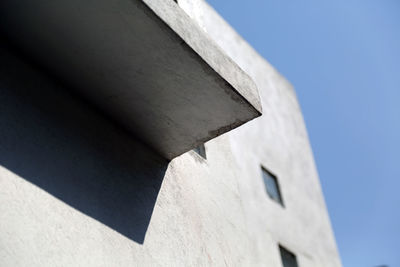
206;0;400;266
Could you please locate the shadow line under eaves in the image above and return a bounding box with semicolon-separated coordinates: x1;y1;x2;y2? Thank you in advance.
0;45;168;244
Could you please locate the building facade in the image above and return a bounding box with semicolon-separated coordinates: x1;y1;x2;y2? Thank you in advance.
0;0;341;266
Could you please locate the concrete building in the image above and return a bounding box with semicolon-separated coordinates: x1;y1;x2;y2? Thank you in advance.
0;0;341;266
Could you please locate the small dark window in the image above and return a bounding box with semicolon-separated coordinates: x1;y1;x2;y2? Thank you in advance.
261;167;284;206
279;245;298;267
193;144;206;159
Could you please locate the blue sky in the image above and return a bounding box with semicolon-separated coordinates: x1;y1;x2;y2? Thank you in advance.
206;0;400;266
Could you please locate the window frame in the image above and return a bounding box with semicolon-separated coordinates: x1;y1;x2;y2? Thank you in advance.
261;166;284;207
279;245;299;267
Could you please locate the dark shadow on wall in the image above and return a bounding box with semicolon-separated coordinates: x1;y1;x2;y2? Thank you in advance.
0;44;168;244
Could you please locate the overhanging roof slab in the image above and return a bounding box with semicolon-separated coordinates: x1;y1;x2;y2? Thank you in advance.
0;0;262;159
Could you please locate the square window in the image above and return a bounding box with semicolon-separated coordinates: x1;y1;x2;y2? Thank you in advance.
193;144;206;159
261;166;284;206
279;245;298;267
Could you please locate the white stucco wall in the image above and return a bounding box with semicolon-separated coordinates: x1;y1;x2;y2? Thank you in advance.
176;1;341;266
0;1;341;266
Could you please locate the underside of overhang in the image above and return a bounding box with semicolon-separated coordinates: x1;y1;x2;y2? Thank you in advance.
0;0;262;159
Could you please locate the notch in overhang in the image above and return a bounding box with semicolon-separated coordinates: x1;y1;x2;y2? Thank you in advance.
0;0;262;160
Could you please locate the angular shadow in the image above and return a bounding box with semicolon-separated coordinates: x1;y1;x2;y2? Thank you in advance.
0;44;168;244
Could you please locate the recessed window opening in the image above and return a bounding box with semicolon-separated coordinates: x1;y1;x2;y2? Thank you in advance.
261;166;284;206
279;245;299;267
193;144;206;159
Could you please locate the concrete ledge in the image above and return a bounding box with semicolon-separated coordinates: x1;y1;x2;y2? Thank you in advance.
0;0;261;159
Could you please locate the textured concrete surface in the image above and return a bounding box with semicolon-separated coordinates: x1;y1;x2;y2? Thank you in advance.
0;1;341;266
0;0;261;160
178;1;342;266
